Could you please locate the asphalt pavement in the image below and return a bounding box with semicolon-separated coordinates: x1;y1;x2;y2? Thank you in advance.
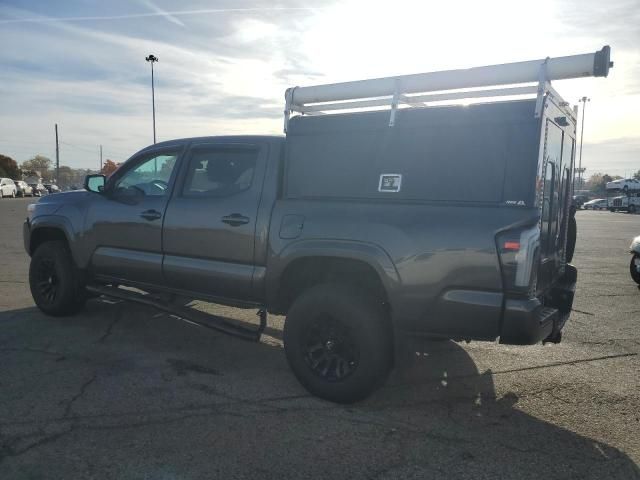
1;196;639;479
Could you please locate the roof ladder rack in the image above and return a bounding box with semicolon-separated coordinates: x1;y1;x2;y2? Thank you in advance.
284;46;613;132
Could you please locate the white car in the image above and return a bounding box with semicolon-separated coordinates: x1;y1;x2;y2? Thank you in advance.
583;198;607;210
0;177;17;198
606;178;640;191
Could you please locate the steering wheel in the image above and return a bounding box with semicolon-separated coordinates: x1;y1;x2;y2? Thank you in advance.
151;180;169;191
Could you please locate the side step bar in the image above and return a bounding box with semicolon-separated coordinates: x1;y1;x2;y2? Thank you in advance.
86;285;267;342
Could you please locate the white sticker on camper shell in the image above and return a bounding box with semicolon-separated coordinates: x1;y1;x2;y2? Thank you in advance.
379;174;402;193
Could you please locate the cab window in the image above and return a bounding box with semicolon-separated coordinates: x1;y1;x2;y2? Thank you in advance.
114;152;178;197
182;147;257;197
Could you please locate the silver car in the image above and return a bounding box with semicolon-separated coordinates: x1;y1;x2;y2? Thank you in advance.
0;177;17;198
14;180;34;197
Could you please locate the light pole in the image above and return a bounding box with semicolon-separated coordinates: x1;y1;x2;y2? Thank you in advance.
578;96;590;190
145;54;158;144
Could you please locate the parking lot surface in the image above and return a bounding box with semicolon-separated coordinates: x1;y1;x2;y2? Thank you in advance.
1;197;639;479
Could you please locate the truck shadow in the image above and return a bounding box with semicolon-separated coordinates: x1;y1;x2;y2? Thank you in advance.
368;339;640;478
1;301;639;479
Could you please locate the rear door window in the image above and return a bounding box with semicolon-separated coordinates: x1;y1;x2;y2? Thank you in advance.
182;148;257;197
541;121;563;256
540;162;555;253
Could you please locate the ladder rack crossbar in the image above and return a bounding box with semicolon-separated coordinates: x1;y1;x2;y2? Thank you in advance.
293;85;539;114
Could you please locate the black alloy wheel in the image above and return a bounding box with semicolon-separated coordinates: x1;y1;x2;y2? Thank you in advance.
304;314;360;382
34;256;59;304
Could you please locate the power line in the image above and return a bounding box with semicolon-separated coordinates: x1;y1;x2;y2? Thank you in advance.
60;141;98;154
60;141;130;158
0;140;51;145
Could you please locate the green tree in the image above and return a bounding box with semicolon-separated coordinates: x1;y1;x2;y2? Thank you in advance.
585;172;623;194
0;154;21;179
22;155;52;178
57;166;74;188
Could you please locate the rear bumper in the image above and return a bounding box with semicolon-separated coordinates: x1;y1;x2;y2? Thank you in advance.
500;264;577;345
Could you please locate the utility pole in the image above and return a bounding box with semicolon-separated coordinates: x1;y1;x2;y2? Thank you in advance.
578;96;590;190
100;145;103;172
55;123;59;184
145;54;158;144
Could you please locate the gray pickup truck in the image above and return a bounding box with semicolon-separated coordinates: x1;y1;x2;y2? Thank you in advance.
24;50;614;402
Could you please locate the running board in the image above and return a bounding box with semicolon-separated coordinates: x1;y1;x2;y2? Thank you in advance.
86;285;266;342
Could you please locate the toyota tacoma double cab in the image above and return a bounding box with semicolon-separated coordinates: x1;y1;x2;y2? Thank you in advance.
24;47;613;402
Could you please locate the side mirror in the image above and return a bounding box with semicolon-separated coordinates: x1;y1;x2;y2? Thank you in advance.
84;174;105;193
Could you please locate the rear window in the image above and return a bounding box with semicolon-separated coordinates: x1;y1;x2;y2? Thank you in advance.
286;100;540;205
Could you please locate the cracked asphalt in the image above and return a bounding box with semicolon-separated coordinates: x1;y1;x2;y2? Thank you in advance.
1;197;639;479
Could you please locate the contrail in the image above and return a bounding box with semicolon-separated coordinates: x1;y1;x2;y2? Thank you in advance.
139;0;186;27
0;6;321;25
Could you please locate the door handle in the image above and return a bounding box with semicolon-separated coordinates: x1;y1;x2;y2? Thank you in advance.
221;213;250;227
140;209;162;221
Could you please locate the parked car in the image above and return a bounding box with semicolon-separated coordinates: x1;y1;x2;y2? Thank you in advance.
0;177;17;198
43;184;60;194
583;198;607;210
606;178;640;191
630;236;640;285
14;180;33;197
23;47;613;403
28;183;47;197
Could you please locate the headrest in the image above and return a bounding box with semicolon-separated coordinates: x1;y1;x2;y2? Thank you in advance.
206;155;244;184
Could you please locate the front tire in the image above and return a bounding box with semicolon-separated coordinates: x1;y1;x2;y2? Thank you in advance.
631;255;640;285
283;283;392;403
29;241;86;316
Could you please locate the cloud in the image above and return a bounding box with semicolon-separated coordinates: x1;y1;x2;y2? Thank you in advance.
0;5;323;25
581;137;640;176
0;0;637;175
189;95;282;120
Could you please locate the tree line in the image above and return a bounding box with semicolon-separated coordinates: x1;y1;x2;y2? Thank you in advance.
0;154;120;188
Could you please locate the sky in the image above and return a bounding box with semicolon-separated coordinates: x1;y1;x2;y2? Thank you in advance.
0;0;638;177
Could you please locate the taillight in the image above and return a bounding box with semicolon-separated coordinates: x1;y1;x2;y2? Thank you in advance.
496;225;540;295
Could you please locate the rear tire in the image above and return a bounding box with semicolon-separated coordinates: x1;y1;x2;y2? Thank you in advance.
29;241;86;316
629;205;636;214
631;255;640;285
283;283;392;403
